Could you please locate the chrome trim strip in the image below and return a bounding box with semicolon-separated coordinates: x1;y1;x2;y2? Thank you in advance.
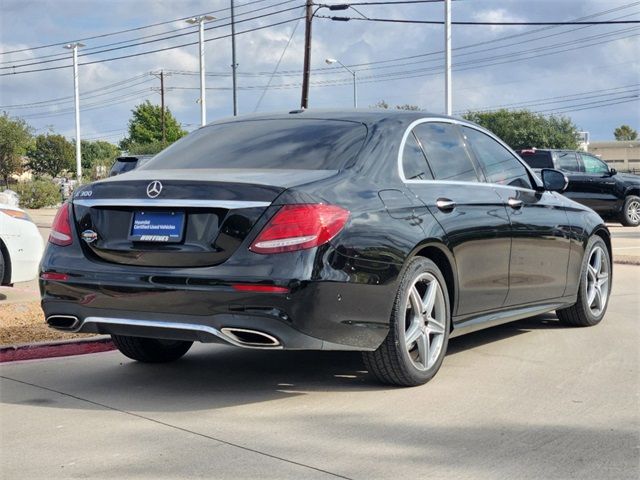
73;199;271;209
80;317;283;350
396;117;540;192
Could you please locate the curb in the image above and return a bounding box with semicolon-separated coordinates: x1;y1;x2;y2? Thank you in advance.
0;336;115;363
613;256;640;266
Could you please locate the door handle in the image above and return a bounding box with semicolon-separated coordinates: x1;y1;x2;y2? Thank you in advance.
436;198;456;212
508;198;524;209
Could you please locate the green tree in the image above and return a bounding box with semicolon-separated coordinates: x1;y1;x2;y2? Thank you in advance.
120;100;186;152
463;109;579;150
371;100;421;111
613;124;638;141
0;113;33;185
27;134;74;178
81;139;120;170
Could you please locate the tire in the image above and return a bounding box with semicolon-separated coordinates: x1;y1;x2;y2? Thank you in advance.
620;195;640;227
0;248;5;286
556;235;611;327
111;335;193;363
363;257;451;387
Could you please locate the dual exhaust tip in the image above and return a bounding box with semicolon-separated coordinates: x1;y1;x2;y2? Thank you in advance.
46;315;281;348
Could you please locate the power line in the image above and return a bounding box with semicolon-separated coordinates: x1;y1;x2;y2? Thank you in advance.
1;4;305;71
320;15;640;25
0;0;302;67
0;0;277;56
0;16;305;77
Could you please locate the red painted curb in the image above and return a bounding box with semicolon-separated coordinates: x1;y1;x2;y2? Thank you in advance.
0;338;115;362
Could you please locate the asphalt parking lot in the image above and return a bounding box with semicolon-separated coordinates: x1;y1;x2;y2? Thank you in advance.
1;262;638;479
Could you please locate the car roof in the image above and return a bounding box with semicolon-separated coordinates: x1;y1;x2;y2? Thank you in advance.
199;109;460;130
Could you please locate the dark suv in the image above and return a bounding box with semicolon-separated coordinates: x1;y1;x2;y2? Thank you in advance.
109;155;154;177
518;149;640;226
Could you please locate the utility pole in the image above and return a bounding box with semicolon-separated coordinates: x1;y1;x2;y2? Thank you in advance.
231;0;238;116
444;0;452;115
187;15;215;126
300;0;314;109
160;70;166;144
63;42;84;182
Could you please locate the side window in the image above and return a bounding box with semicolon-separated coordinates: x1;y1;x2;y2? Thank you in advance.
581;154;610;174
462;127;532;189
412;123;479;182
556;152;581;172
402;133;433;180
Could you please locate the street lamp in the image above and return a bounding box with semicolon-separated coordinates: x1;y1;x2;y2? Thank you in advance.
325;58;357;108
186;15;215;126
63;42;85;183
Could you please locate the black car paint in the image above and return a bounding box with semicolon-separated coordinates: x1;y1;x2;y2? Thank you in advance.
40;111;610;351
517;149;640;219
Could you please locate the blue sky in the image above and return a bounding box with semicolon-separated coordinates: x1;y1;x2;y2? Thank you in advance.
0;0;638;144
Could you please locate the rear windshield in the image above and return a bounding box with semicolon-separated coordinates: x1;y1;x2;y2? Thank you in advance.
143;119;368;171
519;151;553;169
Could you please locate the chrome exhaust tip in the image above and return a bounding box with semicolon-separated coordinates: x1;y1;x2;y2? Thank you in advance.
46;315;80;331
221;327;281;347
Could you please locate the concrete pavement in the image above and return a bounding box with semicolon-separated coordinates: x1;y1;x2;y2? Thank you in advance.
1;264;638;479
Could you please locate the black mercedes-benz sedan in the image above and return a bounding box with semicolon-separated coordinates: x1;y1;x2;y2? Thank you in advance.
41;110;612;386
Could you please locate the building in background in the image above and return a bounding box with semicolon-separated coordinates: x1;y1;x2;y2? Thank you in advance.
589;141;640;173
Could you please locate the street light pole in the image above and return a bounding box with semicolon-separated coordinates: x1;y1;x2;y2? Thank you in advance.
187;15;215;126
325;58;357;108
231;0;238;116
444;0;452;115
63;42;84;182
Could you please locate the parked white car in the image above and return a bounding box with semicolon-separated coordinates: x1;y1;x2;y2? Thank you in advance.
0;203;44;285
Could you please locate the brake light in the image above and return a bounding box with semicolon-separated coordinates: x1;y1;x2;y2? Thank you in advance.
41;272;70;281
232;284;290;293
250;204;350;254
49;203;73;246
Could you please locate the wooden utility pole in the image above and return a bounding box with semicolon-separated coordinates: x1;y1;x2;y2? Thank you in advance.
160;70;166;144
300;0;313;109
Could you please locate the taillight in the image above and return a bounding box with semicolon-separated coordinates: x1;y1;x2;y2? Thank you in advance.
49;203;73;246
250;204;350;254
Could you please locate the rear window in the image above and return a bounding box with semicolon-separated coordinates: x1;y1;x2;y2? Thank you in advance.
519;151;553;169
143;119;367;171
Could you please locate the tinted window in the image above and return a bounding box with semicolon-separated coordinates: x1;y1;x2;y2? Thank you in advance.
463;127;532;189
519;151;553;169
143;119;367;171
402;133;433;180
581;153;610;174
110;158;138;176
412;123;478;182
556;152;580;172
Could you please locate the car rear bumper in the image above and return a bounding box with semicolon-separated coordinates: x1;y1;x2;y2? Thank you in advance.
40;264;396;351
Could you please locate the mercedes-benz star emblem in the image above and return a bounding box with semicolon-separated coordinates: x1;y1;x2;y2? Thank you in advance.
146;180;162;198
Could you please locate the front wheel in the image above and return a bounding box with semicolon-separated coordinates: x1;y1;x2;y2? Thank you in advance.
557;236;611;327
363;257;451;387
620;195;640;226
111;335;193;363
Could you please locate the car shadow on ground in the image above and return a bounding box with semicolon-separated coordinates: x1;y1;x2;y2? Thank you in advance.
1;312;570;413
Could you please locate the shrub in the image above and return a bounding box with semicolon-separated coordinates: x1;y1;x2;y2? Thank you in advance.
15;180;61;209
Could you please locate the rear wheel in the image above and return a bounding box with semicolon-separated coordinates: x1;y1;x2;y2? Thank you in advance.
111;335;193;363
0;248;5;285
557;236;611;327
620;195;640;226
363;257;451;387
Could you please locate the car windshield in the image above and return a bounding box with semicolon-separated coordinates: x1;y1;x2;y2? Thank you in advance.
142;119;368;171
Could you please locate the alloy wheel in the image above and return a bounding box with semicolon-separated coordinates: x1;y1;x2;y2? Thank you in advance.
403;272;447;371
627;199;640;224
585;246;610;317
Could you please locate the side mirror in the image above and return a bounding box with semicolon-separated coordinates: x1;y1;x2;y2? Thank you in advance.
609;168;617;176
540;168;569;193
